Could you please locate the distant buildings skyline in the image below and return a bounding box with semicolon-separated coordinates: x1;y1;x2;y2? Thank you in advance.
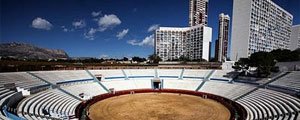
231;0;293;61
215;13;230;62
1;0;299;59
155;0;212;61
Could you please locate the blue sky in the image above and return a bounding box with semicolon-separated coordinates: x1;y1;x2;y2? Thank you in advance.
1;0;299;58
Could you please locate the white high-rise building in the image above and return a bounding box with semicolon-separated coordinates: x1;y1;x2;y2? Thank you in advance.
154;0;212;61
215;13;230;62
189;0;209;26
231;0;293;61
290;25;300;50
155;25;212;61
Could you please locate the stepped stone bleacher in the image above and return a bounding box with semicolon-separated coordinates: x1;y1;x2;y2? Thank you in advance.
269;71;300;91
0;86;17;119
101;79;152;91
210;70;238;81
0;72;47;90
157;69;182;78
163;79;203;91
89;70;125;80
60;82;108;100
31;70;93;84
0;69;299;120
199;81;257;100
182;69;211;79
17;89;81;120
237;88;300;120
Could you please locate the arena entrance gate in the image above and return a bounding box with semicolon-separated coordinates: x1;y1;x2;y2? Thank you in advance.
152;78;161;89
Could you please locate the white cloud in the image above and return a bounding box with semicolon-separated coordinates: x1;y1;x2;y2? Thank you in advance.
116;29;129;40
31;17;53;30
127;35;154;47
61;26;68;32
98;14;121;31
84;28;98;40
147;24;160;32
92;11;102;17
100;54;109;59
72;20;86;29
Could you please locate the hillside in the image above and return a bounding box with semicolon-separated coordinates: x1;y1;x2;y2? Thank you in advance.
0;42;69;59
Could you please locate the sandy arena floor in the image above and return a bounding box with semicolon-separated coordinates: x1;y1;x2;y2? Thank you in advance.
88;93;230;120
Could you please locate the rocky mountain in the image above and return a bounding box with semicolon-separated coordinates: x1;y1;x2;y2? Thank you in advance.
0;42;69;59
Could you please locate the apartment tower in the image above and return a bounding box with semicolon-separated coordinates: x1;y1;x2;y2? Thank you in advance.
155;26;212;61
189;0;209;26
215;13;230;62
230;0;293;61
155;0;212;61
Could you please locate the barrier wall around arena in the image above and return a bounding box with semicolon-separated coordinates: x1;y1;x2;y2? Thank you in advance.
75;89;247;120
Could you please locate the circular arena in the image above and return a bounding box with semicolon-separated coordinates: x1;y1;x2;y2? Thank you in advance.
82;89;242;120
88;92;230;120
0;69;299;120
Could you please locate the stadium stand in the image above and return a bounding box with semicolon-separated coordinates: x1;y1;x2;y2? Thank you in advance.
124;69;155;78
60;82;108;100
269;71;300;91
182;69;211;79
0;87;17;119
31;70;93;84
157;69;182;78
210;70;239;81
199;81;257;100
0;69;299;120
17;89;81;120
89;70;125;80
237;88;300;120
163;79;203;91
101;79;152;91
0;72;48;90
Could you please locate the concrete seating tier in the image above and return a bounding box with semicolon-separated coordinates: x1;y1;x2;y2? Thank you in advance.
182;69;211;79
61;82;108;100
0;86;17;118
237;89;300;120
199;81;256;100
89;70;125;80
0;72;47;90
125;69;155;77
270;71;300;91
163;79;203;91
31;70;93;84
17;89;81;120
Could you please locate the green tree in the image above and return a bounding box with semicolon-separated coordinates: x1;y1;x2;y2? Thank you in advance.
123;57;129;61
132;56;146;62
148;54;161;64
179;55;190;62
232;58;250;73
249;52;275;77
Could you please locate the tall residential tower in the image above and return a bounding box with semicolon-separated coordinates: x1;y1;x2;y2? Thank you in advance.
155;25;212;61
230;0;293;61
189;0;209;26
155;0;212;61
215;13;230;62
